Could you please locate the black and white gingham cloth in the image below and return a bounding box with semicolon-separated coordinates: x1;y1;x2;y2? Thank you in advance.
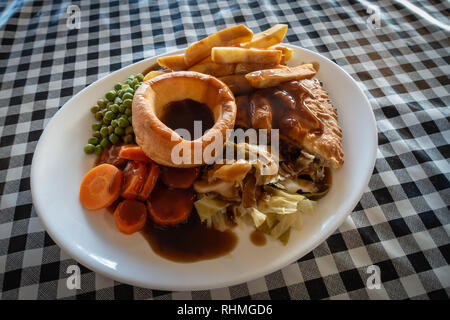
0;0;448;300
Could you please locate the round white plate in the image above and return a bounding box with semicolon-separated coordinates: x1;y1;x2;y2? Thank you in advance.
31;45;377;291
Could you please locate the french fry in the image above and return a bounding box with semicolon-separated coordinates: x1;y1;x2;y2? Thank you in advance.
241;24;288;49
188;56;235;76
245;64;316;88
143;71;165;81
269;45;293;64
157;55;188;71
212;47;282;65
235;63;288;74
184;25;253;66
218;74;253;95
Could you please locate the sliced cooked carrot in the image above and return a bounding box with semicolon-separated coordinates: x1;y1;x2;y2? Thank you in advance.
120;161;148;199
137;162;160;201
147;182;194;226
118;145;152;163
114;199;147;234
79;164;123;210
159;166;201;189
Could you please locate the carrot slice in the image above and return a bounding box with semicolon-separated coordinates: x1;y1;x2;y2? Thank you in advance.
120;161;148;199
118;145;152;163
137;162;160;201
79;164;123;210
147;182;194;226
114;199;147;234
159;166;201;189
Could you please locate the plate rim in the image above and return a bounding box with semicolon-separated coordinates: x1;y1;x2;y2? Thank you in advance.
31;44;378;291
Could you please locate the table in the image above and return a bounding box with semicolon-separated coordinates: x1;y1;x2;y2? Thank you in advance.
0;0;448;300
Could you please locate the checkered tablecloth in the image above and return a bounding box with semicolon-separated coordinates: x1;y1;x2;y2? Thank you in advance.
0;0;448;300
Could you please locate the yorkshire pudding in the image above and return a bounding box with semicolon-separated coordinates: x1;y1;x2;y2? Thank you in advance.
132;71;236;167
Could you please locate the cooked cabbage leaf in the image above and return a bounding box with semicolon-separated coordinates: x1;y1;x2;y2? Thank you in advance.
270;213;297;239
302;184;330;200
258;186;305;215
277;178;318;193
208;210;229;232
248;207;267;228
297;198;316;215
194;196;229;222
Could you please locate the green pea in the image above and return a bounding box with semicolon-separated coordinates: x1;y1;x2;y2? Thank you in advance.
121;84;130;91
122;92;133;101
90;105;99;113
100;126;109;137
84;144;96;154
97;99;105;108
123;134;133;144
100;138;110;148
118;117;129;128
125;88;135;94
114;97;123;105
105;90;117;101
95;112;103;121
125;126;133;135
118;104;126;113
88;137;99;145
108;125;114;134
136;73;144;81
102;117;111;125
93;131;102;139
111;119;118;128
110;104;119;114
104;110;115;121
114;126;124;136
114;83;122;90
127;117;132;125
133;83;141;90
92;122;102;131
95;145;103;155
123;99;132;107
109;133;119;144
126;78;134;86
125;107;132;116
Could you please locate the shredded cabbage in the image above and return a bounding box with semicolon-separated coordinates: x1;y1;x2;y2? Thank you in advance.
270;213;298;239
251;186;318;243
258;186;305;215
248;207;267;228
265;213;277;228
277;178;318;193
194;196;229;222
297;198;317;215
208;211;229;232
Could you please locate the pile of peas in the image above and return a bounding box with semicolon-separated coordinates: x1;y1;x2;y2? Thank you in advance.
84;73;144;155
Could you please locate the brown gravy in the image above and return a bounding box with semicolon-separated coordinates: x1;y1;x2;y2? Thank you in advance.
250;229;267;246
237;80;324;143
140;212;238;263
160;99;215;139
108;201;238;263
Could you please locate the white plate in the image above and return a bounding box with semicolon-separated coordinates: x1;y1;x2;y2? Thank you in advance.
31;45;377;291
